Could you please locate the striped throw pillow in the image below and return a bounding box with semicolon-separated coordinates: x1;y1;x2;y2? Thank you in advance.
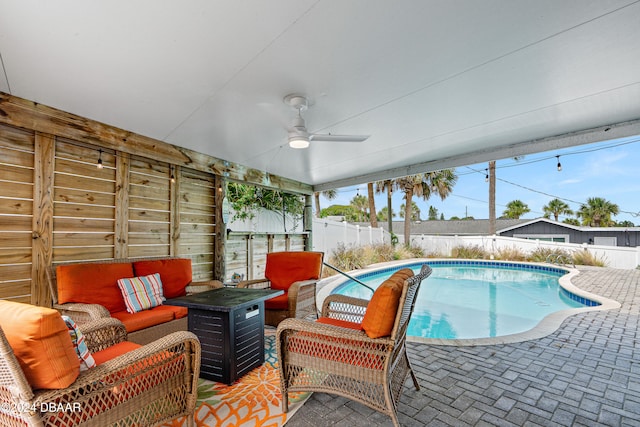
62;315;96;371
117;273;166;313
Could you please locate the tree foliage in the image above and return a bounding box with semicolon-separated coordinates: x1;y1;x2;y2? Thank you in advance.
502;199;531;219
577;197;619;227
226;182;304;222
542;198;574;221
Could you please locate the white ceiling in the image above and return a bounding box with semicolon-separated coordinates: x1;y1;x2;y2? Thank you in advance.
1;0;639;191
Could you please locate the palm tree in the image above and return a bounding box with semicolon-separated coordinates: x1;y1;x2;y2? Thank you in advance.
375;180;394;236
502;200;530;219
392;169;457;247
377;206;395;222
488;160;496;234
399;201;421;221
367;183;378;228
350;194;369;222
314;189;337;218
577;197;619;227
542;198;574;221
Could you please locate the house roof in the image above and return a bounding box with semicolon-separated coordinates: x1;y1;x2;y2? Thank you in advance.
1;2;639;191
361;219;530;235
497;217;640;233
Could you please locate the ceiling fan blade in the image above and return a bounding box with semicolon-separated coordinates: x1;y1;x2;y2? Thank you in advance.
309;133;370;143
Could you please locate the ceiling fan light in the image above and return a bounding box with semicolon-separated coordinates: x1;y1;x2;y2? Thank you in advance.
289;135;310;149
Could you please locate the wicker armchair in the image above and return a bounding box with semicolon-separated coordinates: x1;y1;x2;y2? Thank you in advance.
237;251;324;327
0;317;201;427
276;264;432;427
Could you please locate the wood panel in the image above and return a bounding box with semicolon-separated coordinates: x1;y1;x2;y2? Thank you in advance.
177;168;216;281
128;156;172;258
53;140;116;264
0;123;34;302
0;198;32;215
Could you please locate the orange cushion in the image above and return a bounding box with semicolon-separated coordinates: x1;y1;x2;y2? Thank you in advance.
151;304;188;319
265;251;323;291
57;262;134;313
92;341;142;365
316;316;363;330
265;292;289;310
0;301;79;389
111;307;174;333
361;270;413;338
133;259;192;299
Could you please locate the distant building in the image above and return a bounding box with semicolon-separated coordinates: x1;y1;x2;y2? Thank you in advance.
358;217;640;247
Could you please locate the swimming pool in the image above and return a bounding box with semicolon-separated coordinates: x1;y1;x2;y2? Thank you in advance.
329;260;604;342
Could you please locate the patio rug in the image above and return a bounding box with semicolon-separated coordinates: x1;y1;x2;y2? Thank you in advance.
161;328;310;427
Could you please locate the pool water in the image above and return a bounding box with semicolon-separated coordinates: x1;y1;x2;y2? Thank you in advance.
332;262;588;340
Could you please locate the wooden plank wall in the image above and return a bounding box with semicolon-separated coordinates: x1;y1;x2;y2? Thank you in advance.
0;124;35;303
178;168;217;281
225;232;309;281
0;121;224;304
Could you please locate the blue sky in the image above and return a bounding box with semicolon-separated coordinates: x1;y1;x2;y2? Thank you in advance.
319;135;640;225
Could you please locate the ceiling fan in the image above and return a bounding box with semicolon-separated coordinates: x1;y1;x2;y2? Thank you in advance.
284;94;370;149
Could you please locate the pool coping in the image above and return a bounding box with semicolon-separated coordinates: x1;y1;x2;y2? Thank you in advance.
317;258;621;347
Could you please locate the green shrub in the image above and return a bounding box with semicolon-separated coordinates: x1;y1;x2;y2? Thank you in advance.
450;245;488;259
527;247;572;263
572;249;608;267
494;246;527;261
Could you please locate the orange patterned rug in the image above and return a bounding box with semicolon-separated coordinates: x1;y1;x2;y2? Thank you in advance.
161;329;310;427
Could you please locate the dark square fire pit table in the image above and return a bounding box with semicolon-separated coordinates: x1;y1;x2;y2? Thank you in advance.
167;287;283;384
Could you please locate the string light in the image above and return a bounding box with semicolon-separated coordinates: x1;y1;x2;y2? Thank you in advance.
556;155;562;172
170;166;176;183
485;168;489;182
96;149;103;169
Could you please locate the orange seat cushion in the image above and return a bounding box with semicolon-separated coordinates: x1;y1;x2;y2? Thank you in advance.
92;341;143;365
111;306;175;333
316;316;363;330
57;262;134;313
133;258;192;299
265;251;323;291
265;292;289;310
151;304;188;319
361;269;413;339
0;301;79;390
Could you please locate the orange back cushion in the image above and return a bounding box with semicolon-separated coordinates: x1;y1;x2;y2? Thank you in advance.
57;262;134;313
0;301;79;389
133;258;192;299
265;251;323;291
361;269;413;339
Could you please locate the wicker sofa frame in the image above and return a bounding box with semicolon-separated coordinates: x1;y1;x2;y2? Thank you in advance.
276;264;432;427
0;318;201;427
46;257;222;345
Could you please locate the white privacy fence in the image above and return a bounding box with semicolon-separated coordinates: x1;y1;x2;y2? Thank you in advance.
231;213;640;269
407;234;640;269
311;218;391;253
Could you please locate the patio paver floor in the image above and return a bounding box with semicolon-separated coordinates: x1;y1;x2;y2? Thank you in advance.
285;266;640;426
